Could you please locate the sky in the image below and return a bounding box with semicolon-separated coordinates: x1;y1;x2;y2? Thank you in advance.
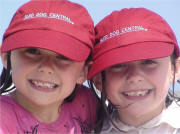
0;0;180;90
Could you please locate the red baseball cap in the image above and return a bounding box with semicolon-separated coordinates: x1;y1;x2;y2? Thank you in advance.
1;0;95;62
88;8;179;79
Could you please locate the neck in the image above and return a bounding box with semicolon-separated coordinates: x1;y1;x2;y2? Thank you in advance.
11;91;62;123
117;103;165;127
31;106;61;123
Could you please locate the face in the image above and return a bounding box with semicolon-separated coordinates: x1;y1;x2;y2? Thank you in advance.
95;57;176;123
2;48;86;108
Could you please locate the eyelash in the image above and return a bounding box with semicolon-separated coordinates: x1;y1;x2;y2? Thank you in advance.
142;60;156;65
111;64;127;69
23;48;73;67
25;48;40;55
56;55;71;61
24;48;70;60
110;60;157;71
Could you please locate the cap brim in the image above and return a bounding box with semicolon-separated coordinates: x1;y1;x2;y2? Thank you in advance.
2;30;90;62
88;42;174;79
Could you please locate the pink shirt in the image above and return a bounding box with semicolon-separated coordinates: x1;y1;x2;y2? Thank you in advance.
0;85;99;134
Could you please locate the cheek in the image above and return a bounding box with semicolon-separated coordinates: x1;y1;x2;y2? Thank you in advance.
11;52;36;71
105;71;124;88
11;57;31;90
11;56;26;77
105;73;124;99
147;66;171;98
59;63;84;84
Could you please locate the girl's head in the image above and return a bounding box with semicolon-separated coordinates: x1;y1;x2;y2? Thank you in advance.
88;8;180;128
0;0;94;105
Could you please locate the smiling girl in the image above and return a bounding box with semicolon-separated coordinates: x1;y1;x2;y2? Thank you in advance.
88;8;180;134
0;0;98;133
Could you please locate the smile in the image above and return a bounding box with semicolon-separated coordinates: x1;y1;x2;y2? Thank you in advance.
30;80;58;89
122;89;152;97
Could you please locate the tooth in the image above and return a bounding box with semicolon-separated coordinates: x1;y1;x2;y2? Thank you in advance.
32;80;55;88
125;90;148;96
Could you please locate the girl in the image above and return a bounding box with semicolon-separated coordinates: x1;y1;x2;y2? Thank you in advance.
88;8;180;133
0;0;98;133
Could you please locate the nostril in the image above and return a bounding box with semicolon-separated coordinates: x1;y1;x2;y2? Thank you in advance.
127;76;143;84
48;71;53;74
37;64;54;74
126;72;143;84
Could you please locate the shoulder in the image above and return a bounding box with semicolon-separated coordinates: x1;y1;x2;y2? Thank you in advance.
66;84;99;111
161;101;180;128
74;85;99;108
75;85;96;98
0;95;15;112
0;95;19;132
0;95;39;133
0;95;18;115
68;85;100;131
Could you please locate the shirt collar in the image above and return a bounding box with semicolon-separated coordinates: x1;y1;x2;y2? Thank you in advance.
112;102;180;132
158;101;180;128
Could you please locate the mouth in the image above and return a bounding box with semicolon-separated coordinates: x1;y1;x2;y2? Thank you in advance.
123;90;151;96
122;89;152;100
29;79;58;91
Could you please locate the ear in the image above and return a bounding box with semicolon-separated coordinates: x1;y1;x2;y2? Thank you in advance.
92;73;102;91
174;57;180;82
76;64;89;85
1;51;8;69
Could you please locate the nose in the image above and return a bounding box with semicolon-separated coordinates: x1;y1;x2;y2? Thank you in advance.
37;56;54;75
126;65;144;84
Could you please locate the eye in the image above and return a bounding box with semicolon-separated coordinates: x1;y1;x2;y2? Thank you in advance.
56;55;71;61
141;60;158;68
55;55;73;65
25;48;40;55
142;60;156;65
109;63;128;72
56;55;73;65
111;64;126;68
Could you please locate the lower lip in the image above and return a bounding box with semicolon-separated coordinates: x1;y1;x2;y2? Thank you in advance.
30;81;57;93
122;90;152;101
